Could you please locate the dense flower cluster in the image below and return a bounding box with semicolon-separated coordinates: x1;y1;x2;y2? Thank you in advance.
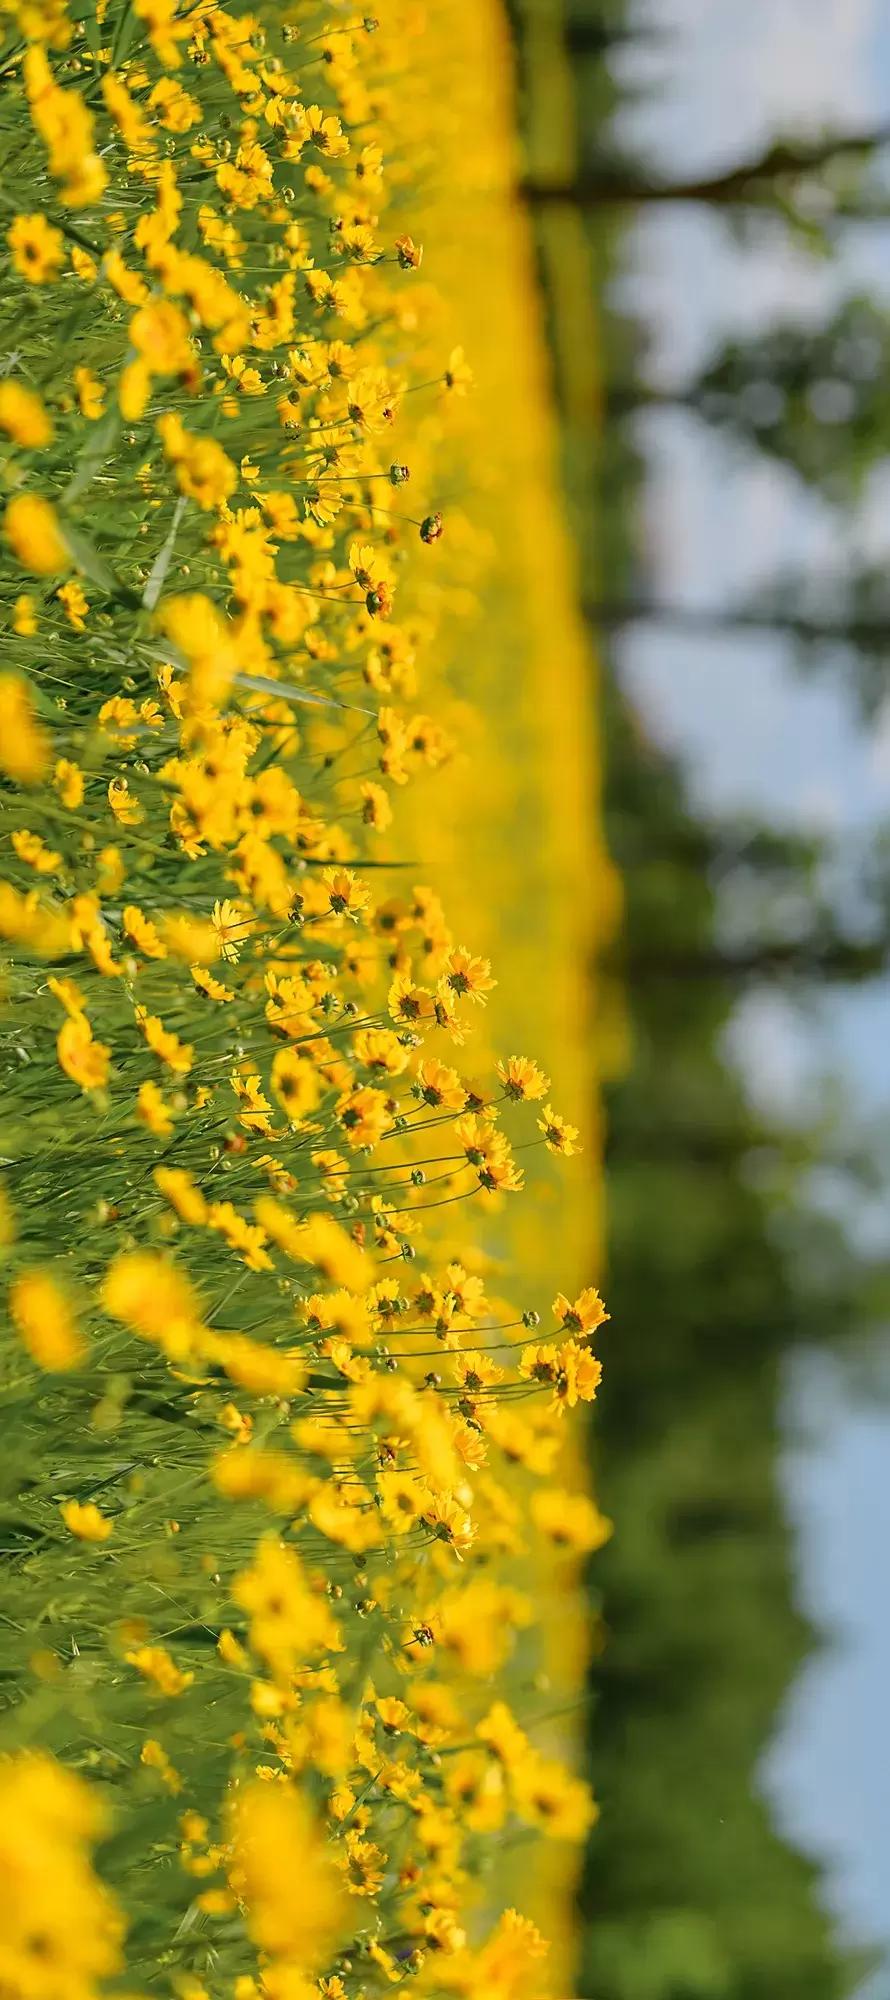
0;5;610;2000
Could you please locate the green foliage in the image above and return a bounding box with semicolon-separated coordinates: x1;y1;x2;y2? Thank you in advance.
690;296;890;501
578;680;870;2000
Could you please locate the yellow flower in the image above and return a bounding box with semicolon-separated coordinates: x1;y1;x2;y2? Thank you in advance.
299;1212;371;1293
537;1102;581;1157
148;76;201;132
4;493;68;574
141;1739;183;1794
359;780;392;831
12;593;36;635
376;1468;424;1534
415;1058;465;1110
60;1500;113;1543
162;913;220;962
530;1487;613;1555
101;1249;199;1346
0;675;48;784
126;1644;193;1697
123;904;167;959
227;1781;345;1968
0;885;69;956
552;1286;608;1338
12;829;60;875
136;1079;174;1137
496;1055;550;1102
207;1200;272;1272
47;974;87;1018
190;962;234;1003
73;366;105;420
335;1083;389;1151
119;358;151;420
106;249;150;308
154;1166;207;1225
512;1754;598;1841
134;0;191;69
23;45;106;204
208;1330;304;1397
158;596;242;713
70;244;98;282
57;1013;110;1093
96;845;125;894
519;1339;602;1413
53;757;84;809
158;412;238;511
420;1492;475;1558
0;381;52;447
211;897;250;962
353;1028;409;1079
444;945;496;1005
323;866;371;921
0;1753;123;1992
135;1006;193;1074
57;578;89;630
7;212;65;283
108;776;143;825
442;345;473;395
270;1048;320;1125
9;1269;85;1371
233;1536;339;1677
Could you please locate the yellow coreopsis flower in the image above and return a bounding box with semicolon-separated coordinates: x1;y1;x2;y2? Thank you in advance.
73;365;106;420
8;1270;85;1371
0;382;52;448
53;757;84;809
60;1500;113;1542
126;1644;193;1696
227;1781;345;1967
57;1013;110;1093
0;675;48;784
4;493;68;574
7;212;65;284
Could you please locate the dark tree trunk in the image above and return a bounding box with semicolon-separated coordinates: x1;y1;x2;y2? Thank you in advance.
618;939;889;983
520;125;890;210
583;599;890;647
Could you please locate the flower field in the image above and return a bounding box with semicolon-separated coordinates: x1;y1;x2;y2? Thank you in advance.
0;5;617;1998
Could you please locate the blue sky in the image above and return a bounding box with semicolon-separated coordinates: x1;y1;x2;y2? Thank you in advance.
610;0;890;1971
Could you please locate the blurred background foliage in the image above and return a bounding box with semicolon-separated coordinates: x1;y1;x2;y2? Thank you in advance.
508;1;890;1995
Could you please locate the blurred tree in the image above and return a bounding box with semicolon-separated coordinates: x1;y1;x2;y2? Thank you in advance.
578;679;880;2000
521;123;890;221
592;294;890;717
606;793;890;987
510;3;889;1994
561;16;662;56
583;574;890;723
608;296;890;501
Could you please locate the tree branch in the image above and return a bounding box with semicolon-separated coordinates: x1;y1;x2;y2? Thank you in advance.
520;125;890;209
582;599;890;646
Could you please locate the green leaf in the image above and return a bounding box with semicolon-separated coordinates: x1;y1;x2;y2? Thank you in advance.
63;404;123;507
233;672;375;716
61;520;141;606
77;1;103;60
109;0;138;71
142;494;187;612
